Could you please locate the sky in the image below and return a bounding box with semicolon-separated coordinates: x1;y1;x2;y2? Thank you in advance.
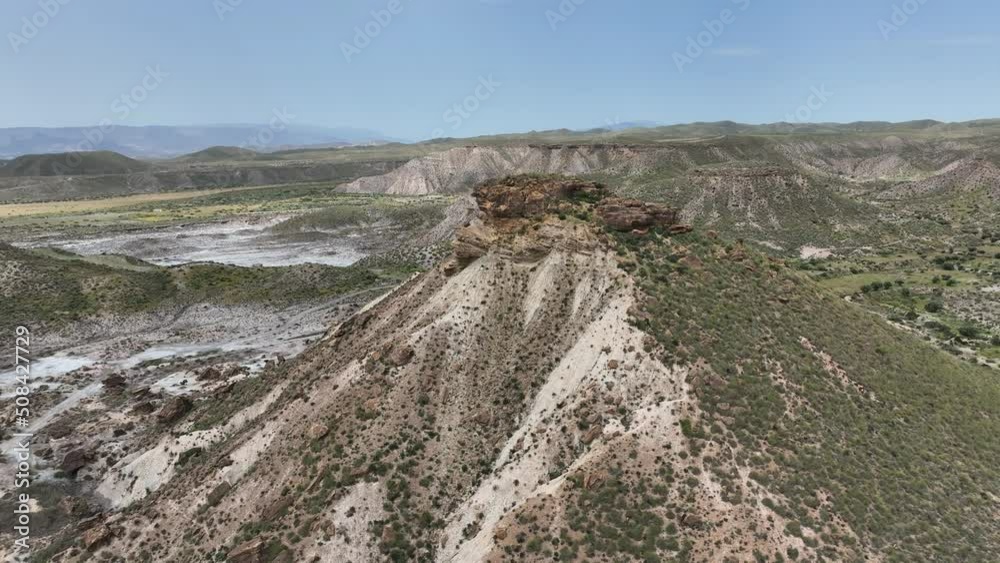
2;0;998;140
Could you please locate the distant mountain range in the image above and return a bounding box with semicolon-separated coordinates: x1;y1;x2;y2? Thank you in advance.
0;125;399;159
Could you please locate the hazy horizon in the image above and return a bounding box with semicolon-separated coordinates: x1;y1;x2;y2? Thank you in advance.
4;0;1000;140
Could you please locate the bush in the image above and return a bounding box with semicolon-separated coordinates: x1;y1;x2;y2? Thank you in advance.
925;301;943;313
958;326;980;339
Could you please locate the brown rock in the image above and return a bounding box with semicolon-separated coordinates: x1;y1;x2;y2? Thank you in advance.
156;396;193;424
198;366;223;381
213;382;236;397
82;524;112;550
680;255;704;270
308;423;329;440
381;525;397;544
707;374;727;389
47;420;73;439
61;449;91;474
228;537;267;563
205;482;231;507
263;496;294;521
607;359;620;370
494;527;508;541
453;239;489;264
474;177;605;219
581;426;602;444
59;496;92;517
442;257;462;276
130;400;156;415
596;198;678;232
102;373;126;390
681;513;704;529
584;471;607;490
386;344;414;367
471;410;493;426
668;224;694;235
642;335;657;353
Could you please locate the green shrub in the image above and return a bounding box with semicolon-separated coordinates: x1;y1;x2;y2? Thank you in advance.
958;326;980;339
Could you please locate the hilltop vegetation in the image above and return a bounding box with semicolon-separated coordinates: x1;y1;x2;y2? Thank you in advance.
613;228;1000;561
0;151;151;178
172;146;261;163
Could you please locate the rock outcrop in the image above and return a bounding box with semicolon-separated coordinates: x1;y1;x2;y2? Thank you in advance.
596;197;679;231
473;176;604;219
155;396;192;425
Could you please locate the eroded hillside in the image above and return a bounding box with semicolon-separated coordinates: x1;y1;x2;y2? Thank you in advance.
336;137;1000;255
29;176;999;563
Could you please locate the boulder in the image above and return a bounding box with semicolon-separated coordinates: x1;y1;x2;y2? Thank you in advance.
263;496;294;521
61;449;91;474
307;423;329;440
202;482;231;508
228;537;267;563
102;373;127;390
198;366;223;381
584;471;607;490
386;344;415;367
82;524;112;550
681;512;704;529
60;496;92;517
581;426;602;444
156;396;193;425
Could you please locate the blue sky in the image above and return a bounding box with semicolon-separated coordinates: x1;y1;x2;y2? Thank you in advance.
2;0;998;140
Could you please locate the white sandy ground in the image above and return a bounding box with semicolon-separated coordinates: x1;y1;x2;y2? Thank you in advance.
94;381;287;508
22;215;366;267
799;246;833;260
300;481;387;563
0;355;93;399
0;284;393;496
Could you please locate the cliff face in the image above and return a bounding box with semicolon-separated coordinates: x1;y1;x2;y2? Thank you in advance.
337;145;684;196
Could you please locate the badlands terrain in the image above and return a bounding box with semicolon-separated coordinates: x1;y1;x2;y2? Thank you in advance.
0;121;998;562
